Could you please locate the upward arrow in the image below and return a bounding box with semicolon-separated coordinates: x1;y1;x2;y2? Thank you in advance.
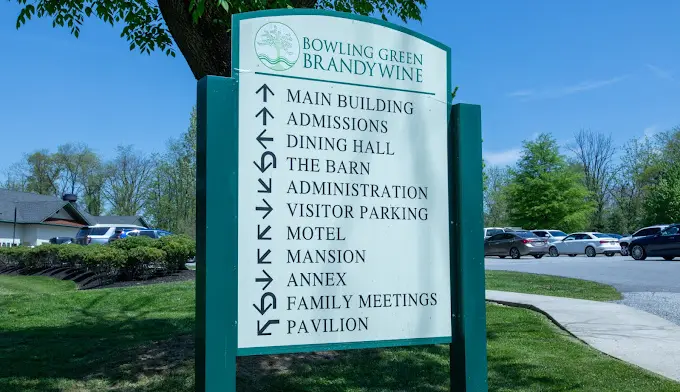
256;84;274;102
255;107;274;126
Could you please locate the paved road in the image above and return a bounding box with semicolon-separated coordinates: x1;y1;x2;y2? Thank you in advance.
485;255;680;325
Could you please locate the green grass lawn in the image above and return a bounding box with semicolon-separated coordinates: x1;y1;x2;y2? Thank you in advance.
1;275;677;392
485;270;622;301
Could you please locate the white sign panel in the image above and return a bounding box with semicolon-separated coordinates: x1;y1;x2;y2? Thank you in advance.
234;11;451;353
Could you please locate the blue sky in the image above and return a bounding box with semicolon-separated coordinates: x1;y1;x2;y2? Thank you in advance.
1;0;679;171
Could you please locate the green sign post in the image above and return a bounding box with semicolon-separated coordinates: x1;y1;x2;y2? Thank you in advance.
197;9;486;392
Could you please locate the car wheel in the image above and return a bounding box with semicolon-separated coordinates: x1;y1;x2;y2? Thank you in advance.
549;246;559;257
620;245;629;256
510;247;521;259
585;246;597;258
499;256;506;259
631;245;647;261
605;252;614;257
569;254;577;257
663;256;675;261
533;254;544;259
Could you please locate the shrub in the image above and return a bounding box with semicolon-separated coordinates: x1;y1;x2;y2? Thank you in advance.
57;244;90;268
0;246;32;268
110;236;156;251
30;244;60;269
157;235;195;271
83;245;127;278
123;246;168;280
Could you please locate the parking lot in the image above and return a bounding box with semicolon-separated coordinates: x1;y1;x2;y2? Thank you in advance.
486;254;680;325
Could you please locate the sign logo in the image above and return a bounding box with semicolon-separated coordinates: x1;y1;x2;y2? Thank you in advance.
255;22;300;71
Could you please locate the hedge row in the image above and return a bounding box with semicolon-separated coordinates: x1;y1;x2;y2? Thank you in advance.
0;235;196;281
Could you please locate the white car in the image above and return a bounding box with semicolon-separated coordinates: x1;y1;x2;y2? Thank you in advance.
548;232;621;258
618;225;668;256
531;230;568;245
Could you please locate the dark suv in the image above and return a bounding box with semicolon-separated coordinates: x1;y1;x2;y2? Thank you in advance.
629;224;680;261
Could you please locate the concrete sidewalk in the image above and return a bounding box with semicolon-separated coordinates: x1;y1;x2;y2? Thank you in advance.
486;290;680;382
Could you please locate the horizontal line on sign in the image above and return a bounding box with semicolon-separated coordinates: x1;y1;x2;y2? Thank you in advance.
236;336;452;356
254;71;436;96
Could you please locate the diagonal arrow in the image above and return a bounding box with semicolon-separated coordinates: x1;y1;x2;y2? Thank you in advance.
255;107;274;126
253;292;277;315
256;199;273;219
257;129;273;149
257;249;271;264
257;319;280;336
253;151;277;173
255;83;274;102
257;225;272;240
255;270;273;290
258;178;272;193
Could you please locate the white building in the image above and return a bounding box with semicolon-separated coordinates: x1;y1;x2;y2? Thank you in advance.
0;189;148;247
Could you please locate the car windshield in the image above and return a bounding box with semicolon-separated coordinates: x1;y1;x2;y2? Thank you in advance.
593;233;614;238
517;232;539;238
549;231;567;237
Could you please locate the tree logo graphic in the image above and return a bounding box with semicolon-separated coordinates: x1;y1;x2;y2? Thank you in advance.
254;22;300;71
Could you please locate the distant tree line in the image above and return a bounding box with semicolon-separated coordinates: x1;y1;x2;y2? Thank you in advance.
2;109;197;238
484;126;680;235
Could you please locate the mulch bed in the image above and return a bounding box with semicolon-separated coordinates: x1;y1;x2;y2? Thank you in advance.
98;270;196;289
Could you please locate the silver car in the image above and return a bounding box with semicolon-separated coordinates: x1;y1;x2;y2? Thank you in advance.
484;231;549;259
75;224;146;245
531;229;567;244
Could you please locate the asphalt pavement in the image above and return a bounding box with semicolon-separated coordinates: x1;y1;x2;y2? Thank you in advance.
485;255;680;325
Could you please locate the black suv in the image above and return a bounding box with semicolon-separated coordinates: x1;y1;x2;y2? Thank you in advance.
629;224;680;261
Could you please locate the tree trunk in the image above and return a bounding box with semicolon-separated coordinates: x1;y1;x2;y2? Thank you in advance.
157;0;318;80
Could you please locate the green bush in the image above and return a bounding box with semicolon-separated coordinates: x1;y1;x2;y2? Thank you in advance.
83;245;127;277
123;246;168;280
57;244;90;267
157;235;195;271
109;236;156;251
0;246;32;268
30;244;61;269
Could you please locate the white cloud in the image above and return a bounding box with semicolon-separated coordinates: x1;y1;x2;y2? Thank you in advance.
483;148;522;166
645;64;674;81
507;76;628;101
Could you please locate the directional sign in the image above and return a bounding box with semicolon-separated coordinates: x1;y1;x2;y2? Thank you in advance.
197;9;487;392
235;10;453;353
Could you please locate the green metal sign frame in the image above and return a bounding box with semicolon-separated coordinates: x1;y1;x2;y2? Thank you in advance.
196;8;487;392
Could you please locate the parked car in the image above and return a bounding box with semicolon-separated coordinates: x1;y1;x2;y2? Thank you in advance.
483;227;515;240
48;237;73;245
618;225;669;256
124;229;172;239
605;233;623;240
531;230;568;245
108;228;138;242
629;224;680;260
484;231;548;259
548;232;620;257
75;224;147;245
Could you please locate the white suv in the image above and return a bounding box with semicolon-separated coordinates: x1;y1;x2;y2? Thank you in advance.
619;225;668;256
483;227;514;240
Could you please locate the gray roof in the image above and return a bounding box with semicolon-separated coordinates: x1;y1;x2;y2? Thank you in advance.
0;189;146;227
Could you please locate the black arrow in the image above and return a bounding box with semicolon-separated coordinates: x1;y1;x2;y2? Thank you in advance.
257;249;271;264
253;292;277;315
258;178;272;193
256;83;274;102
255;270;273;290
257;225;272;240
253;151;277;173
255;107;274;126
257;319;280;336
257;129;273;149
256;199;273;219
